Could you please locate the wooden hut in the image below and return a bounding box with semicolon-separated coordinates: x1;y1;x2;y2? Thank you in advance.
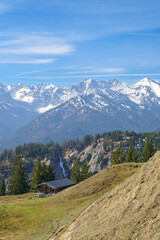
35;178;76;194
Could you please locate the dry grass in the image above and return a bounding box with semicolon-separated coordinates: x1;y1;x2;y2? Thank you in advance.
0;163;142;240
60;152;160;240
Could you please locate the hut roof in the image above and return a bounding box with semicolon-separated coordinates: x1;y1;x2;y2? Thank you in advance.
35;178;76;189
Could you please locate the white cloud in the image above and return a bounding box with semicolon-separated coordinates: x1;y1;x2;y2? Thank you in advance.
0;58;55;64
0;32;74;64
0;33;74;56
13;73;160;80
68;68;125;74
98;68;125;73
0;45;73;55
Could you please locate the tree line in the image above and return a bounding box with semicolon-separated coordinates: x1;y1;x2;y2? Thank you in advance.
112;138;154;164
71;159;92;183
1;131;160;178
1;155;93;195
2;155;55;195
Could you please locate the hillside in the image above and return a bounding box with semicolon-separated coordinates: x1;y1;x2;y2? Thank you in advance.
0;163;141;240
60;151;160;240
0;130;159;180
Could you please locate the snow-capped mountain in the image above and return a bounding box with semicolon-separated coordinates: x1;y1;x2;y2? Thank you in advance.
1;77;160;150
111;77;160;106
0;83;38;140
8;77;160;112
6;78;121;113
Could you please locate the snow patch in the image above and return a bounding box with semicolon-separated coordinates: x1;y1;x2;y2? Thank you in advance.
37;104;55;113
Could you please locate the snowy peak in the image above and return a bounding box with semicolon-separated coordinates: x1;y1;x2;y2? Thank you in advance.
1;77;160;114
135;77;155;87
134;77;160;98
82;78;98;88
74;78;98;93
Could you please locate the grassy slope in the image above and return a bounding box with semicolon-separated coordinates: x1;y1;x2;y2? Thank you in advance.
0;163;142;240
60;152;160;240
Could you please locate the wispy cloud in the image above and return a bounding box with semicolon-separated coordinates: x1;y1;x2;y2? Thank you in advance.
0;32;74;64
12;73;160;80
68;68;125;74
128;32;160;37
7;66;94;77
0;58;55;64
0;33;74;55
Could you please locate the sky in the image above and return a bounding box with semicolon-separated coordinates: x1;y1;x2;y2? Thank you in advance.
0;0;160;86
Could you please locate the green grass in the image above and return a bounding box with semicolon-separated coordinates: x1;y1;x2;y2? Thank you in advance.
0;163;142;240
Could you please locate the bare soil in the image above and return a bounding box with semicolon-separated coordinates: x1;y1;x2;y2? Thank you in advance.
60;152;160;240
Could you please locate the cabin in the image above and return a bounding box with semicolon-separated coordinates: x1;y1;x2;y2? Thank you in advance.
35;178;76;194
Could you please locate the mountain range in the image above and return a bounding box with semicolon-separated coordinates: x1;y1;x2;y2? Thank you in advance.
1;77;160;150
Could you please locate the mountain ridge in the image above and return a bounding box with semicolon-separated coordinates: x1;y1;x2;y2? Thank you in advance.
1;77;160;149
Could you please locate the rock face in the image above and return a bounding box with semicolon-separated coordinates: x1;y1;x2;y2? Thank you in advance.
63;138;114;173
60;151;160;240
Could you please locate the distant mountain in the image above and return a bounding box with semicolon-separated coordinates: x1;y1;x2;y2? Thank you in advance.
1;77;160;149
7;78;121;113
0;83;37;141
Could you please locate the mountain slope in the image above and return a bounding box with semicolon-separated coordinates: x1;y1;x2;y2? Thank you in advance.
2;85;160;150
0;83;38;140
1;77;160;149
60;151;160;240
0;163;142;240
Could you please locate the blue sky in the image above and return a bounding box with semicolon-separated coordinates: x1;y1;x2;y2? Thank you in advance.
0;0;160;86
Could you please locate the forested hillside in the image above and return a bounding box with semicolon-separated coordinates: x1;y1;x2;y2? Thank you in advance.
0;130;159;181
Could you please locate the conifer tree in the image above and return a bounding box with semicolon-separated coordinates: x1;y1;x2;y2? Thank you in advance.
81;160;92;181
112;147;124;164
8;155;28;195
41;162;48;182
46;163;55;181
126;144;133;162
71;158;81;183
30;158;55;191
141;138;154;162
0;177;6;196
132;149;138;162
30;156;42;190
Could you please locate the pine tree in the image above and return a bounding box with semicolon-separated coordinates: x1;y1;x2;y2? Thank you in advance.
46;163;55;181
41;162;48;182
8;155;28;195
30;158;55;190
112;147;124;164
126;144;133;162
81;160;92;181
132;149;138;162
71;158;81;183
0;177;6;196
30;156;42;190
141;138;154;162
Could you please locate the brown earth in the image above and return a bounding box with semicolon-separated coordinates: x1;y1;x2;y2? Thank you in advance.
60;151;160;240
